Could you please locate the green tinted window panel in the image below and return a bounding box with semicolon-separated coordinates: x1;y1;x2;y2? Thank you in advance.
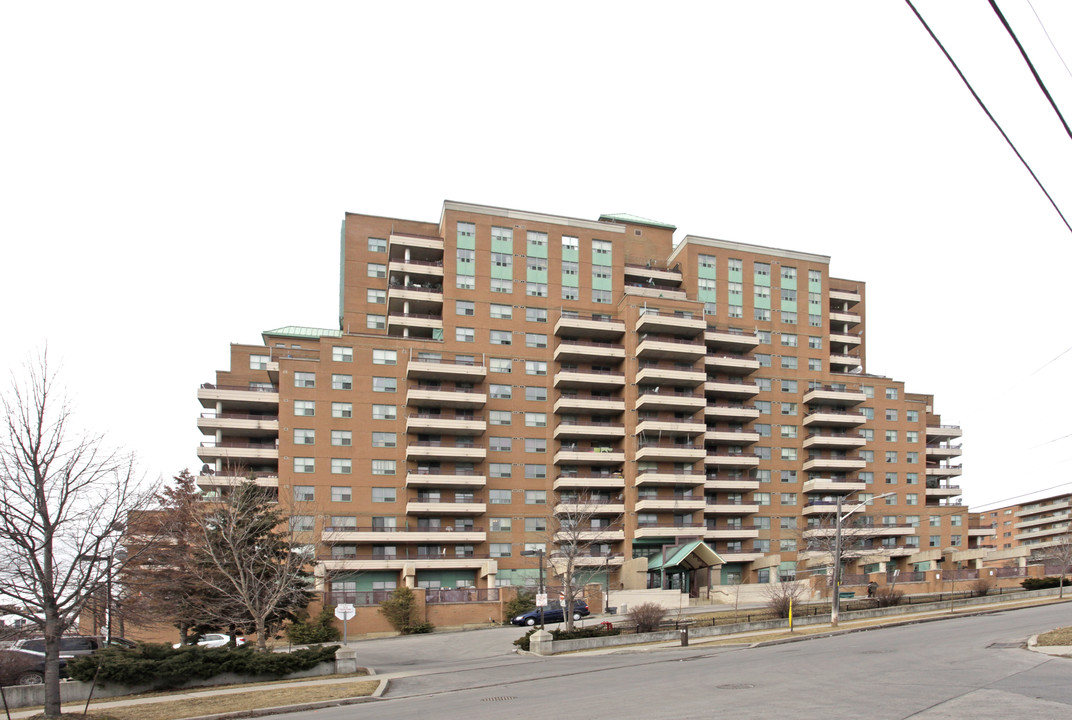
782;277;797;290
781;300;797;312
491;265;513;280
729;270;742;282
698;290;717;302
527;268;548;283
754;296;770;310
353;571;399;591
457;234;475;250
698;267;717;280
592;274;612;291
753;273;770;287
809;280;822;293
592;253;612;267
561;273;579;287
415;569;475;586
491;238;513;254
527;242;548;259
562;248;579;262
809;302;822;314
456;259;475;276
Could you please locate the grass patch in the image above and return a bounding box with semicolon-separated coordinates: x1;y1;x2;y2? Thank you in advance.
1037;626;1072;646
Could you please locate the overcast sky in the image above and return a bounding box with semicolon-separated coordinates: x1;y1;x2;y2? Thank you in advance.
2;1;1070;511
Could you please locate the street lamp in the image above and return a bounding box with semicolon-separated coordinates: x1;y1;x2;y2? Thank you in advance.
520;547;546;629
830;491;895;627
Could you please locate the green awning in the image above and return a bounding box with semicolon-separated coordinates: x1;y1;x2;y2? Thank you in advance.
262;325;343;340
598;213;677;230
646;540;724;572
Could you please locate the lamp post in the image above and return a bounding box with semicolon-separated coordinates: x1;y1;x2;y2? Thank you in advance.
830;491;895;627
521;548;546;629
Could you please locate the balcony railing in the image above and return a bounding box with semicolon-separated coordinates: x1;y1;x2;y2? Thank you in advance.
200;383;279;393
324;526;485;533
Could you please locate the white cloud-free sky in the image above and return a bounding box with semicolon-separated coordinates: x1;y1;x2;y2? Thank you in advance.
2;1;1070;511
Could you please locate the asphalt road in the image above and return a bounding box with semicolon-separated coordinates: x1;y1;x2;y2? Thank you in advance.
276;604;1072;719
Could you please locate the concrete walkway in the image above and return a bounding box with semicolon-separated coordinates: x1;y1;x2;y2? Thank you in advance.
9;594;1069;720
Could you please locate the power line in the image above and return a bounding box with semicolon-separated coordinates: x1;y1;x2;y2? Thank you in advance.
988;0;1072;143
902;0;1072;235
1027;432;1072;450
1026;0;1072;85
1028;342;1072;376
970;479;1072;511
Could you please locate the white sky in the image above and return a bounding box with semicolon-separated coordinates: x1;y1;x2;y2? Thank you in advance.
2;1;1071;512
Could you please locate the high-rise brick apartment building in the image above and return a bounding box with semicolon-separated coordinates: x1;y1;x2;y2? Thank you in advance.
197;201;981;599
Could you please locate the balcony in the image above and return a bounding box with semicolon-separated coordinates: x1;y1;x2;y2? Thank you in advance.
389;232;444;253
554;395;625;415
635;365;707;387
560;553;626;567
705;404;761;421
705;354;761;375
704;476;760;492
830;354;862;369
554;340;626;363
197;384;279;411
705;453;761;469
704;526;761;541
1015;522;1071;542
802;478;867;495
553;447;626;465
554;313;626;340
802;386;867;407
197;440;278;462
635;391;707;413
1014;512;1071;530
635;312;706;337
406;497;487;515
829;311;861;325
553;369;626;390
704;381;761;399
704;328;761;352
197;412;279;438
405;442;487;461
635;472;707;488
803;524;915;539
924;482;962;498
623;263;684;286
387;257;444;280
703;501;760;515
635;442;707;462
406;413;486;436
624;284;687;300
406;357;487;381
553;421;626;440
925;464;963;478
802;410;866;428
704;430;760;445
320;553;491;573
323;526;486;544
636;335;707;361
829;288;861;304
830;332;861;346
198;471;278;490
802;433;867;449
554;527;626;542
635;498;706;512
926;425;963;440
553;474;626;491
802;455;866;472
925;444;962;459
387;311;443;337
554;501;626;516
1015;499;1072;518
386;283;443;310
718;552;766;563
405;472;486;488
637;419;706;436
406;385;487;409
632;523;707;539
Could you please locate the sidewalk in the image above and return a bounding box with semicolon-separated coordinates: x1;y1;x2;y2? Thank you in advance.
10;593;1068;720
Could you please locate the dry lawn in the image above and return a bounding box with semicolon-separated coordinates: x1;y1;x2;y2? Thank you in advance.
1036;626;1072;646
18;678;378;720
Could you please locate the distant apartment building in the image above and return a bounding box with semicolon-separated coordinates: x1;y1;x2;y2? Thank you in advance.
977;493;1072;553
196;200;979;600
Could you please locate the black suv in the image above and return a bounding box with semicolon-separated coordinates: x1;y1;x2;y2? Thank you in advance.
0;649;68;686
511;600;591;626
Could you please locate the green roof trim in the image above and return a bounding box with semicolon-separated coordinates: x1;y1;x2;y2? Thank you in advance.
598;213;677;230
262;325;343;339
646;540;724;571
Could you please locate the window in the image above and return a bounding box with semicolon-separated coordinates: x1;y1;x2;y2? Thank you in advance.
754;308;771;322
781;403;797;416
332;374;353;390
951;515;962;526
885;493;897;505
332;458;353;474
860;450;874;462
781;311;797;324
456;300;475;316
293;457;314;473
562;286;579;301
371;431;395;448
525;387;547;401
331;346;353;363
861;407;874;420
885;472;898;484
490;544;512;558
860;428;874;441
490;517;511;532
808;336;822;349
906;472;918;484
294;372;315;388
368;236;386;252
780;493;797;505
885;430;898;442
490;330;511;345
525;490;547;505
525;333;547;348
562;235;579;251
331;402;351;418
780;517;797;530
371;376;396;393
331;486;352;502
372;487;396;503
886;388;899;400
456;327;475;343
860;471;873;484
366;314;385;330
331;430;352;446
367;289;385;304
489;463;512;479
907;410;919;423
907;430;919;443
779;539;797;552
525;412;547;427
885;451;898;463
294;428;315;445
490;437;512;452
527;257;548;273
367;263;386;278
490;358;512;374
781;448;797;461
290;516;315;532
755;262;770;277
527;283;548;297
780;470;797;483
756;354;771;367
781;334;798;347
808;358;821;371
525;517;547;532
525;361;547;376
525;464;547;479
885;408;898;422
490;303;512;320
373;349;397;365
368;460;394;477
781;356;798;369
294;400;315;417
489;411;511;426
372;404;396;420
755;424;771;437
525;438;547;453
490;384;512;399
291;485;315;502
592;289;612;304
781;380;797;393
249;354;269;370
526;307;547;323
490;278;512;293
754;493;771;506
906;451;918;464
755;401;772;414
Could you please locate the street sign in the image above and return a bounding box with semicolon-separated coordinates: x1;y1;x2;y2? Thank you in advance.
334;603;355;621
535;593;548;607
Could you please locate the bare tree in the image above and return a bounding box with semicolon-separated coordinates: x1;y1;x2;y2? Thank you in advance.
546;491;624;631
1040;533;1072;599
188;480;314;650
0;354;149;718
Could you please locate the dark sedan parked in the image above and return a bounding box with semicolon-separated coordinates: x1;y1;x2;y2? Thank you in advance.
0;648;68;686
511;600;591;626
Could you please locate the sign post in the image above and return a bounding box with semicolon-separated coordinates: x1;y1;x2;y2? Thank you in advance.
334;603;356;645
